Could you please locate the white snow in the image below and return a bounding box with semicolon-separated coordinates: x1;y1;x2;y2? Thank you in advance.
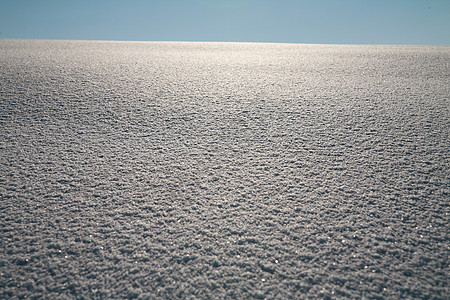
0;39;449;298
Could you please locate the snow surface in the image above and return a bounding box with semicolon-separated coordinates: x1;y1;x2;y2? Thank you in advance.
0;40;449;298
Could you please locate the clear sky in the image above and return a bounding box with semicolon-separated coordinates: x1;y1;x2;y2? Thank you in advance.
0;0;449;45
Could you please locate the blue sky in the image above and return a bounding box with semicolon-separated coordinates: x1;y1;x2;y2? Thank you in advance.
0;0;449;45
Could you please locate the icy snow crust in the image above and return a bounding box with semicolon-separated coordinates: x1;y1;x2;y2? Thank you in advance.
0;40;449;298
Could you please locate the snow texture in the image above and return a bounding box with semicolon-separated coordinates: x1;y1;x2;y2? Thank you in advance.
1;40;449;299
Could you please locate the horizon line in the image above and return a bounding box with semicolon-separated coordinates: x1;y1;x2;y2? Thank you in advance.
1;37;449;47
